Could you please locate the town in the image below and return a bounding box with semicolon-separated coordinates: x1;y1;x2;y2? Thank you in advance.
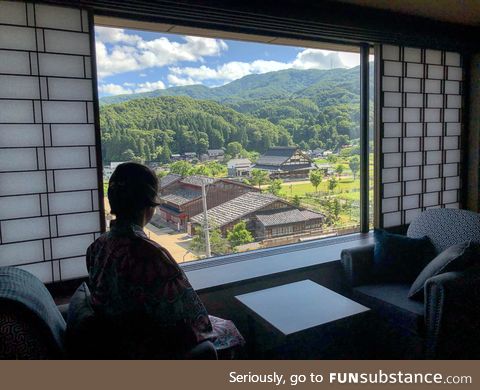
103;145;372;262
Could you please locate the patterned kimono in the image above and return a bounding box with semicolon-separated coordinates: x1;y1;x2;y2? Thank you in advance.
86;222;244;354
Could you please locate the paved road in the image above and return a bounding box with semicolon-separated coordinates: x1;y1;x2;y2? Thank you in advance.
145;223;199;263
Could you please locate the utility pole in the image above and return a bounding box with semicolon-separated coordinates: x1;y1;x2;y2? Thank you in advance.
201;179;211;257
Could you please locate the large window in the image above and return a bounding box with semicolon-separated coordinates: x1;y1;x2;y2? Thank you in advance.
96;24;373;263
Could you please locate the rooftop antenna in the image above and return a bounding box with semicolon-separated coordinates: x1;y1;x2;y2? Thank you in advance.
201;179;211;258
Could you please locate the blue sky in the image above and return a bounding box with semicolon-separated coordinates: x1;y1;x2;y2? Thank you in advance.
95;27;361;97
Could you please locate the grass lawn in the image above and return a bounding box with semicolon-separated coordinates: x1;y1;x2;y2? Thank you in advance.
279;177;361;197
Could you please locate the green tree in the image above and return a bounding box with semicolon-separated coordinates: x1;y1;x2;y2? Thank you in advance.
226;221;254;248
226;141;243;157
292;195;301;207
160;143;171;163
190;223;231;257
328;177;338;193
250;169;270;189
309;169;324;193
121;149;136;161
349;155;360;180
169;160;193;176
267;179;283;196
335;164;344;178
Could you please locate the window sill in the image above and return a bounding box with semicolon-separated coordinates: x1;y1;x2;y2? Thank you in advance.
182;232;373;293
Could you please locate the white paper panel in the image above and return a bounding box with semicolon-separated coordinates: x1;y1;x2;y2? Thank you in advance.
445;80;460;95
403;47;421;62
60;256;88;280
0;1;26;24
48;78;93;100
0;171;46;196
382;198;398;213
425;49;442;65
403;78;421;93
48;191;92;214
423;165;440;179
423;192;439;206
1;216;50;243
425;79;441;94
405;180;422;195
52;234;94;258
54;168;98;191
446;122;461;135
383;212;401;227
406;123;422;137
0;194;41;220
405;152;422;166
380;44;463;227
38;53;86;78
50;124;95;146
0;240;44;266
0;75;39;99
57;212;100;236
426;178;442;192
0;100;33;123
0;50;31;74
384;123;402;137
0;148;37;172
406;93;422;107
0;1;101;282
45;146;90;169
383;182;401;198
35;4;82;31
402;195;419;209
443;163;458;177
402;166;420;181
0;25;36;50
42;101;87;123
43;30;90;55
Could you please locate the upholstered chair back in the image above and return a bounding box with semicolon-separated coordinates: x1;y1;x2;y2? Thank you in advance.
407;209;480;253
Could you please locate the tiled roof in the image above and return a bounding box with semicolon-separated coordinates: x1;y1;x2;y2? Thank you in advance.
159;189;201;206
255;147;298;167
180;175;217;187
255;208;324;227
160;173;181;188
227;158;251;167
191;192;281;227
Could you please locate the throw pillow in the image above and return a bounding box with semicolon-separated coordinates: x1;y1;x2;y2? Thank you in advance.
408;240;476;301
373;229;437;283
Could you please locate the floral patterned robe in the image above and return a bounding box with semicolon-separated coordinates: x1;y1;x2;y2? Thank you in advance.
86;222;244;353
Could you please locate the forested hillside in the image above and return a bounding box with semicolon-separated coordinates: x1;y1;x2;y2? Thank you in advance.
100;66;372;164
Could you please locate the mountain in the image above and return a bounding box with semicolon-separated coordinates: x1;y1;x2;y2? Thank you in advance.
99;66;373;164
100;66;362;105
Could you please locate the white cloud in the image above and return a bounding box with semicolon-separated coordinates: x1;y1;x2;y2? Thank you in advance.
95;27;142;45
167;49;359;86
99;80;166;96
292;49;345;69
134;80;166;93
167;74;198;87
98;83;133;95
95;28;228;79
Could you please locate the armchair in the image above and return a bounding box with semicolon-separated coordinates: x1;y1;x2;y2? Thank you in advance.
341;209;480;359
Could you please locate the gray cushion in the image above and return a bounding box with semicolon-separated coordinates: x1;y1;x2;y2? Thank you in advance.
354;284;424;335
407;209;480;253
409;241;476;301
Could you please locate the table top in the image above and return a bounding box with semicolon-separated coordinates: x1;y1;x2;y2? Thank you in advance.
235;280;369;336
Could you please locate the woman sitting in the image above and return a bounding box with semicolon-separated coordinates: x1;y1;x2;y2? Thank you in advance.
86;162;244;358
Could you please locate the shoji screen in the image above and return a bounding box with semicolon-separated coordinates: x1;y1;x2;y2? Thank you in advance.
0;1;103;282
379;45;463;228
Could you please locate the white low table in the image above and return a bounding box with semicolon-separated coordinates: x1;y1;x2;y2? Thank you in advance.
235;280;370;357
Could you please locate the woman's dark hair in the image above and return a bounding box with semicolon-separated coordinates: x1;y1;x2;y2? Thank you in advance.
108;162;159;219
